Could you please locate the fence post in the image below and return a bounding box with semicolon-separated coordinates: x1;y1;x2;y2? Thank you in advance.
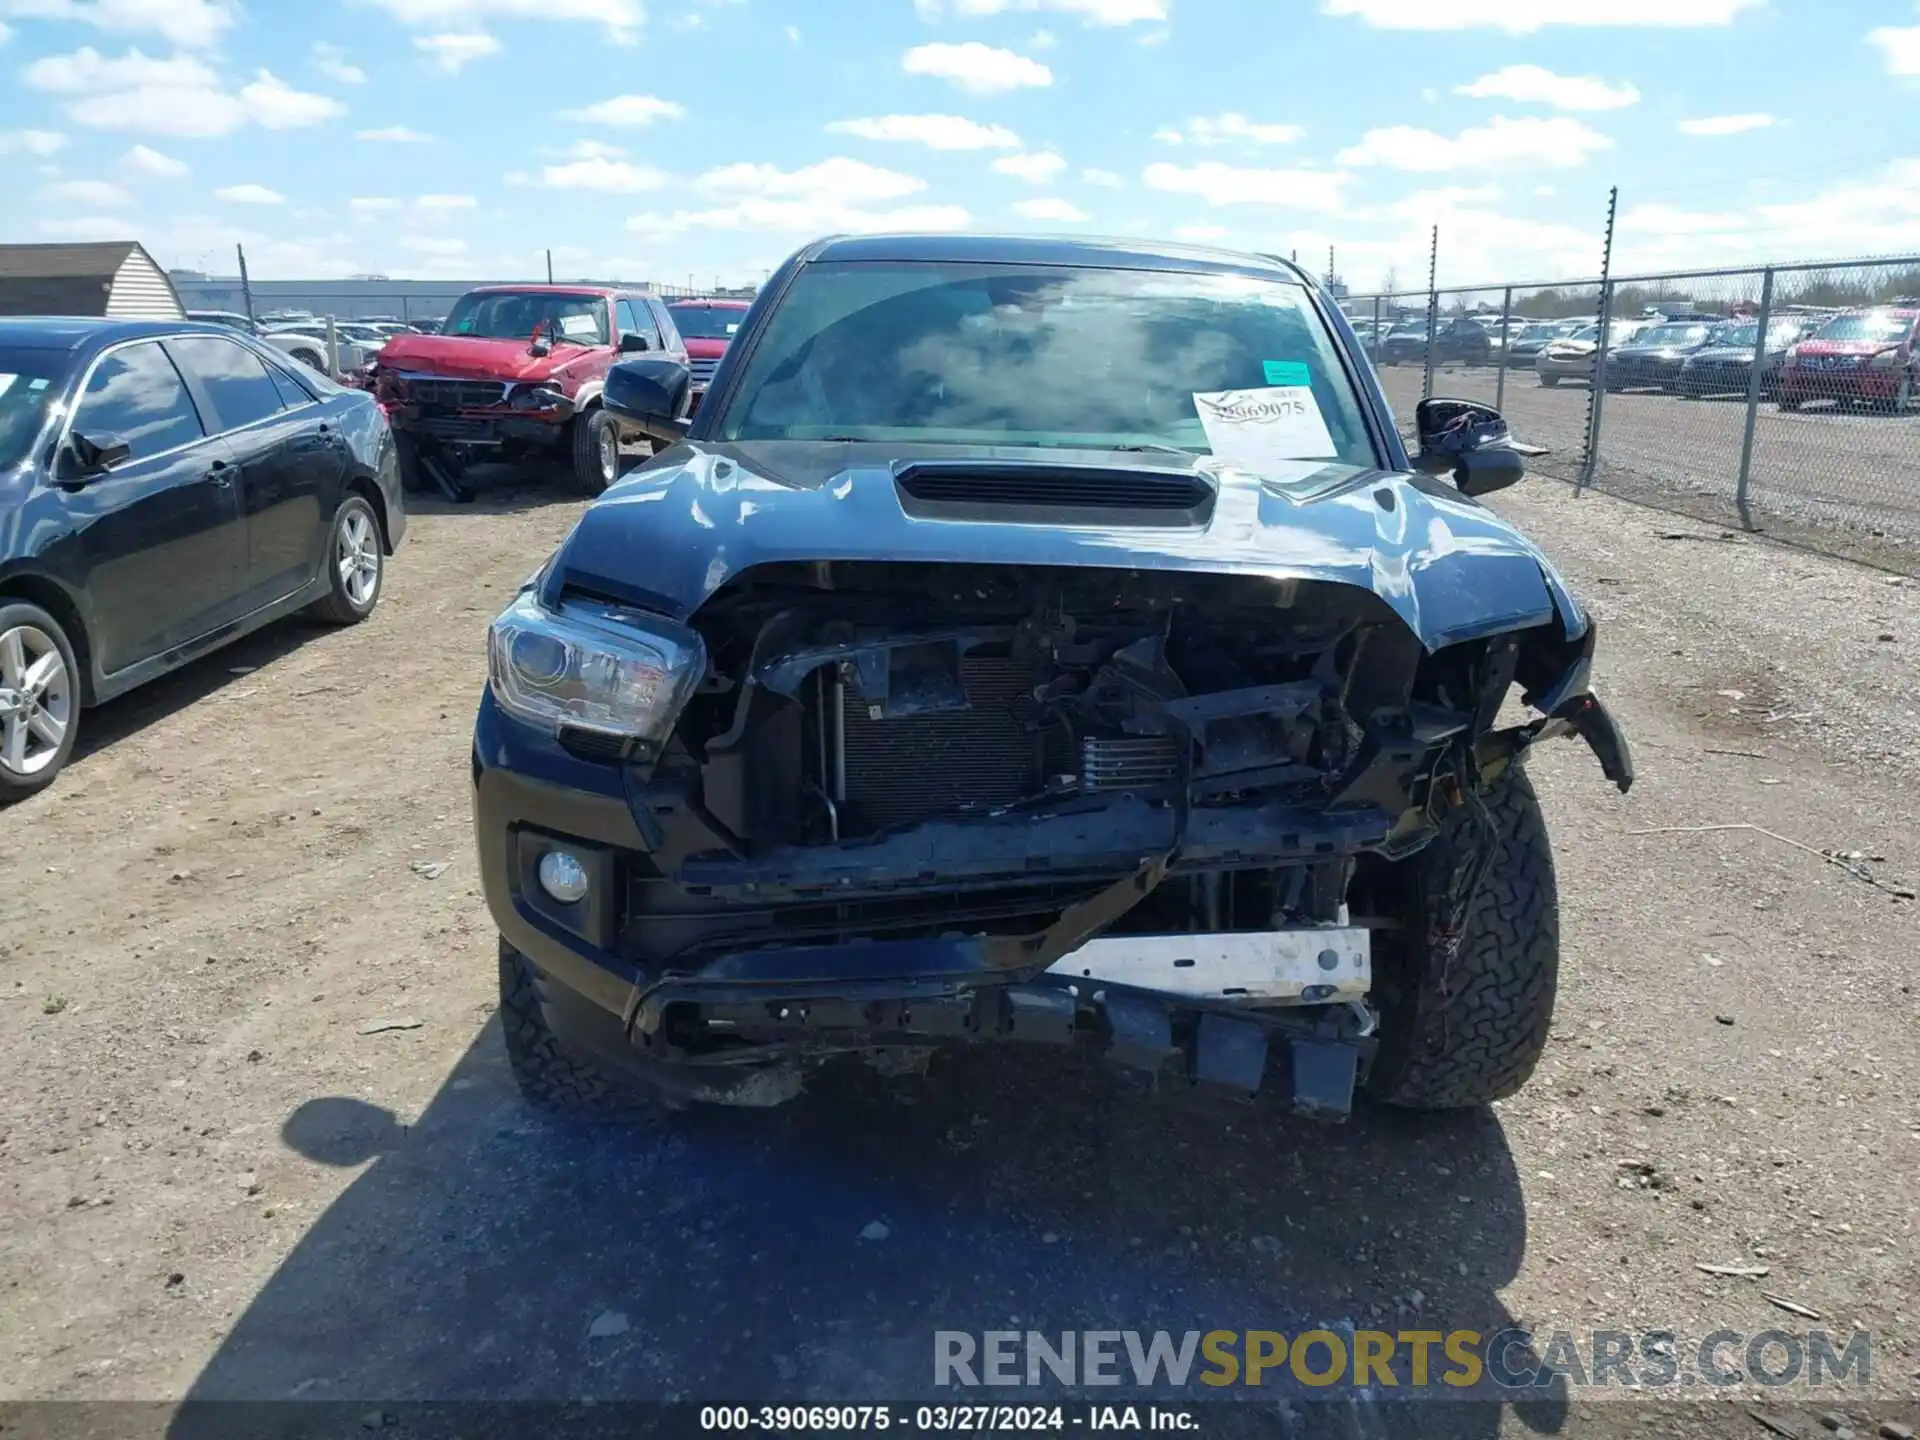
324;315;340;379
1734;266;1775;532
1579;187;1620;490
1495;285;1514;413
1421;225;1440;402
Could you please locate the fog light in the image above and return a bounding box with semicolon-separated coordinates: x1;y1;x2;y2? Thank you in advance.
537;850;590;904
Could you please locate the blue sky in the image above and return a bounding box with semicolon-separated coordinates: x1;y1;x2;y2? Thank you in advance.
0;0;1915;292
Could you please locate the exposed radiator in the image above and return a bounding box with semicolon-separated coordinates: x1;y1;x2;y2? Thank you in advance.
841;655;1042;831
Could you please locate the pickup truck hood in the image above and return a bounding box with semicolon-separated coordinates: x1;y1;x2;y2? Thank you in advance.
544;441;1586;653
375;333;594;381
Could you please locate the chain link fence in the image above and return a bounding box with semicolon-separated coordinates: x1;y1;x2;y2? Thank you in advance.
1346;255;1920;573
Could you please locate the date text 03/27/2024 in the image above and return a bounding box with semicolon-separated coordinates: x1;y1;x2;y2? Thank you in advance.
699;1405;1199;1432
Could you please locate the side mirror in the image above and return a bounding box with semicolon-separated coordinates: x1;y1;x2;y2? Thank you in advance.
70;430;132;475
603;357;692;443
1411;398;1531;498
618;332;650;354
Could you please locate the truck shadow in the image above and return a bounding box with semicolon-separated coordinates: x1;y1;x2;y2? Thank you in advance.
171;1022;1565;1438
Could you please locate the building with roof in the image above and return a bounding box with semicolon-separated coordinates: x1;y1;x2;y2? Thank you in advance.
0;242;184;320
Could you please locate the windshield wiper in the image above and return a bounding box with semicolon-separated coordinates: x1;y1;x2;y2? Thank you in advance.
1104;442;1201;457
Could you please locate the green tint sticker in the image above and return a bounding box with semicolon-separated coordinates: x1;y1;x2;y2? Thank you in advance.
1262;360;1312;387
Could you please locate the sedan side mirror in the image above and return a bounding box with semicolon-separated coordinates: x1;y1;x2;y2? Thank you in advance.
1411;398;1535;498
603;357;692;443
70;430;133;475
618;332;650;354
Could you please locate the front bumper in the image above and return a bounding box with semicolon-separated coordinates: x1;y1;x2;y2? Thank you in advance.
389;405;574;448
1776;366;1900;402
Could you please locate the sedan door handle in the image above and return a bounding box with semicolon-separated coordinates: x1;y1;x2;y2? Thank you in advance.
207;459;236;486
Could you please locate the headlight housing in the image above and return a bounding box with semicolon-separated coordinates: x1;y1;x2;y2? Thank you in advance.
487;591;705;756
1869;349;1902;369
510;382;567;411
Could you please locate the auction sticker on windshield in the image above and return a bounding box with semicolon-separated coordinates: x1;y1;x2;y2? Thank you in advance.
1193;386;1337;469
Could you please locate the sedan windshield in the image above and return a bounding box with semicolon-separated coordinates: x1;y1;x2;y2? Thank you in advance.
443;290;609;345
1638;325;1710;347
669;304;747;341
0;349;69;470
1815;310;1913;344
714;261;1376;466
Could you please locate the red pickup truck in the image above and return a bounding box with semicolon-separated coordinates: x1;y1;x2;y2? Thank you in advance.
369;284;688;500
666;297;751;413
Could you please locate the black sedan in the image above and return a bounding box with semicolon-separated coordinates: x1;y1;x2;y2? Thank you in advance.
1601;321;1717;392
1676;317;1819;398
0;317;405;801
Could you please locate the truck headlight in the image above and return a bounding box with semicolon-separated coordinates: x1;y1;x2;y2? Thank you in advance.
1869;350;1902;369
487;591;705;753
511;382;567;410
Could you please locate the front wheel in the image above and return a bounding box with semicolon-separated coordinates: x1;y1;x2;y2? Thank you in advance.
1359;766;1559;1111
307;494;384;625
499;939;655;1119
0;602;81;805
1538;374;1560;388
570;408;621;496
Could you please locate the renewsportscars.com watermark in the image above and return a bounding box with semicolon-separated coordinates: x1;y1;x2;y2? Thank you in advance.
934;1328;1875;1394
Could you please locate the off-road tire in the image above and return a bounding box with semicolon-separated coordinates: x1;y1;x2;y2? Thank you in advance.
1538;374;1559;387
498;939;654;1119
570;407;620;497
1362;766;1558;1111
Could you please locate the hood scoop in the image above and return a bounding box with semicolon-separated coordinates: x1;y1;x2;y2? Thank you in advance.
893;459;1213;527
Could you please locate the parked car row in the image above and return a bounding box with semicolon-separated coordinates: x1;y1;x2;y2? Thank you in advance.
0;315;406;800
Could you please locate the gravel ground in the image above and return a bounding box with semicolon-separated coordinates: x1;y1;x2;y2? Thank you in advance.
1376;365;1920;572
0;469;1916;1440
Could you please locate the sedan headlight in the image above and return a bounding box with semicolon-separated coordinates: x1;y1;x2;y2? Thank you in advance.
1869;349;1902;369
487;591;705;754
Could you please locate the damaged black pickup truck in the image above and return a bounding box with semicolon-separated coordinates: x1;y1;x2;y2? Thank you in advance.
472;234;1631;1124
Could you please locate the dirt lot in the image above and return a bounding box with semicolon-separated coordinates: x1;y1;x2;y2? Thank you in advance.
1375;364;1920;571
1;468;1917;1438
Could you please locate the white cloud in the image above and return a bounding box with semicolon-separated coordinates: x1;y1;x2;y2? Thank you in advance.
357;125;436;142
216;183;285;204
6;0;236;47
1143;161;1350;211
1337;115;1612;170
1174;223;1230;241
991;150;1067;185
563;138;625;159
913;0;1166;24
557;93;686;125
0;128;67;155
1082;167;1123;187
1157;113;1305;146
1028;27;1057;46
1871;22;1920;74
534;157;670;192
414;31;500;72
310;42;366;84
627;156;963;238
0;19;10;42
1607;162;1920;268
23;48;344;137
239;69;347;128
902;42;1052;93
1677;113;1776;136
1321;0;1761;29
784;23;799;42
366;0;643;41
400;234;467;255
1012;196;1087;222
41;177;131;205
1456;64;1639;110
349;196;404;213
37;215;136;240
827;113;1021;150
414;192;475;212
120;142;185;175
698;156;926;205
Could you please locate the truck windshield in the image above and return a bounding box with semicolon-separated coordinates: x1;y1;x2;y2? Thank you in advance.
668;304;746;340
0;350;68;471
714;260;1376;466
443;291;609;345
